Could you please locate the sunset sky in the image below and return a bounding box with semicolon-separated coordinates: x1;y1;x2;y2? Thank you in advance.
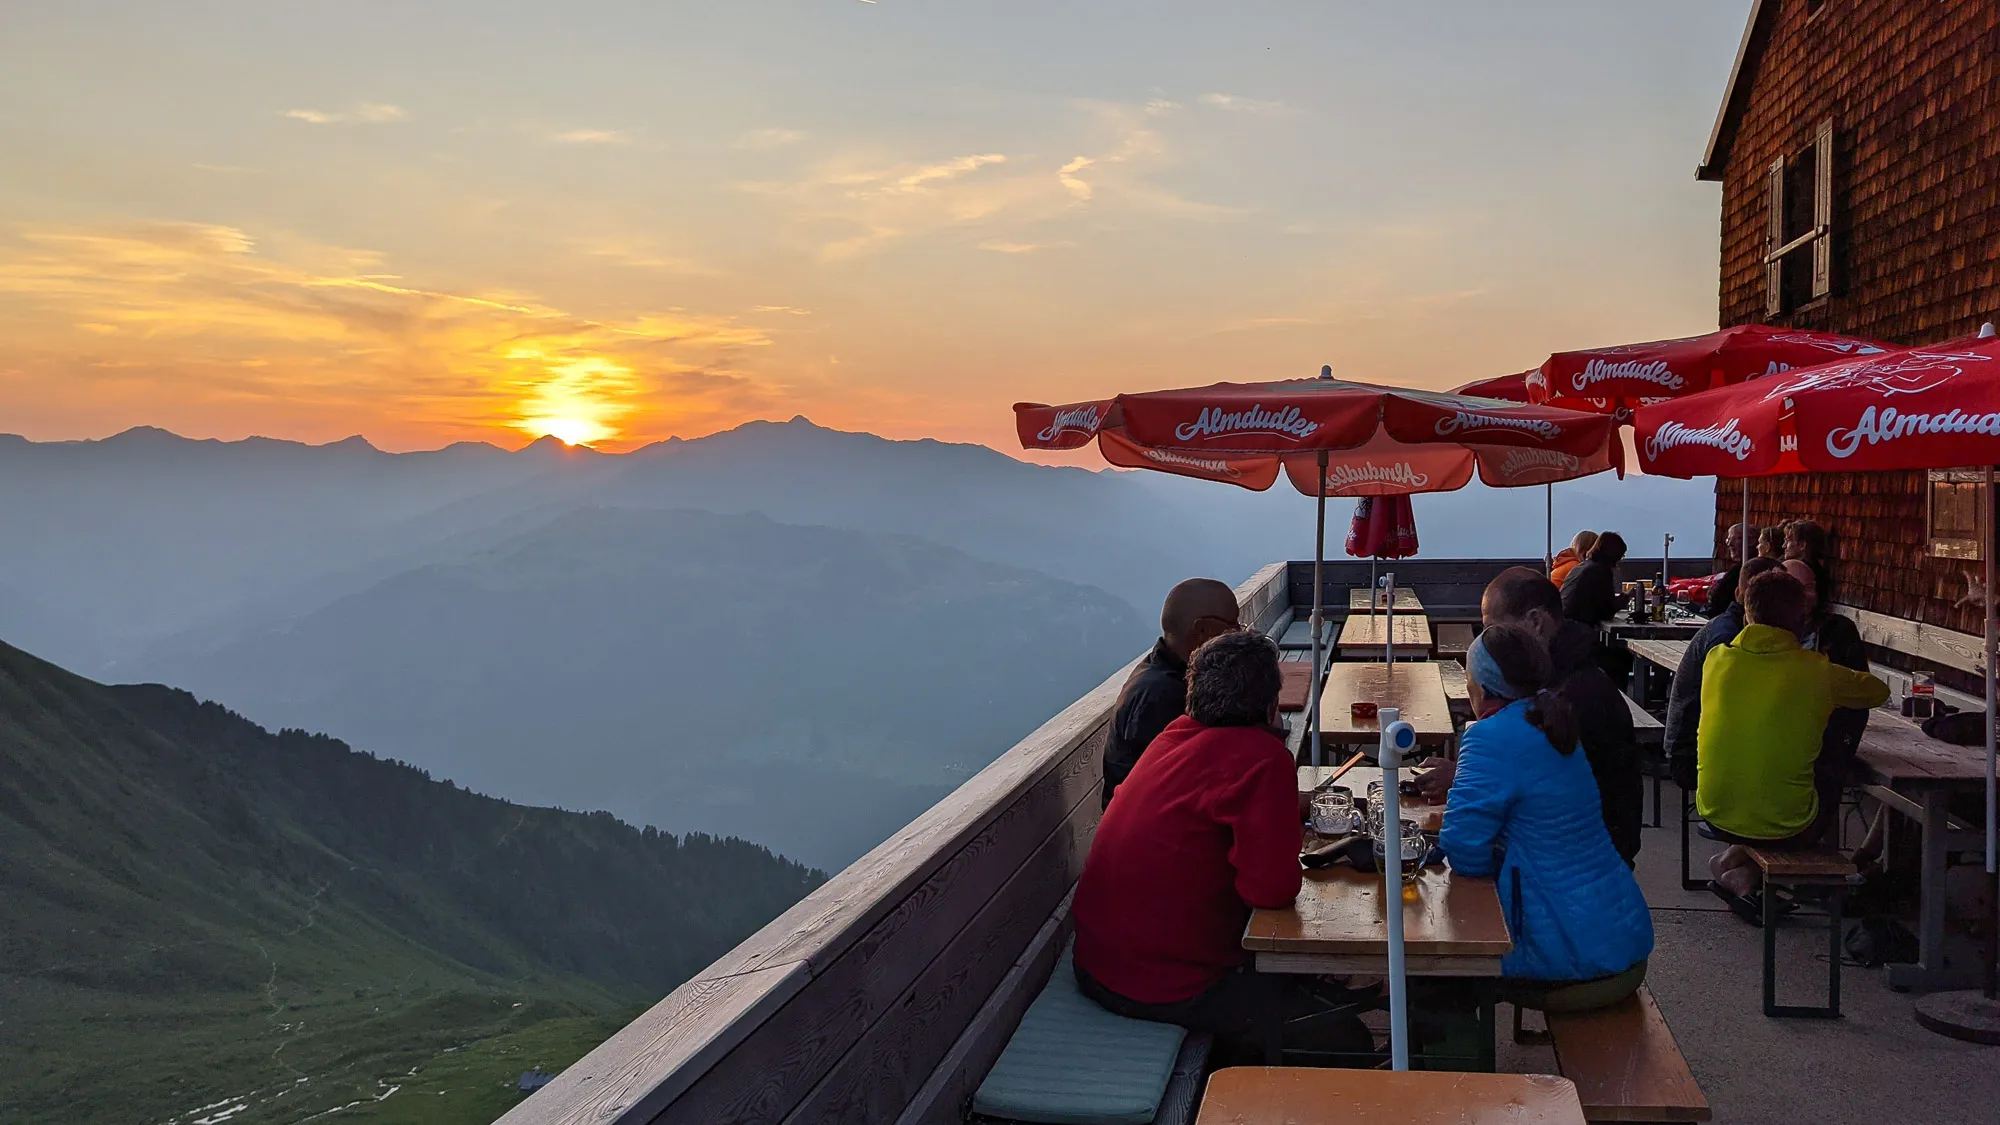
0;1;1750;454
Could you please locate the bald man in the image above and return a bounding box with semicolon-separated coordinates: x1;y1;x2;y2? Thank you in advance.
1704;522;1751;619
1102;578;1243;807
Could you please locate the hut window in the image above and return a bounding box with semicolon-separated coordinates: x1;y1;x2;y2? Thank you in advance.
1764;119;1835;317
1927;469;1990;561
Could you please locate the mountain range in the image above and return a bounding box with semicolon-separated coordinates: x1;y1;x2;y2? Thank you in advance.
1;418;1716;867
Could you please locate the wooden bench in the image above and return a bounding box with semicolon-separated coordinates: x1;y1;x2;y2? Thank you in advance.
1546;988;1710;1123
967;939;1211;1125
1437;660;1474;723
1434;622;1475;662
1749;847;1855;1019
1623;695;1668;828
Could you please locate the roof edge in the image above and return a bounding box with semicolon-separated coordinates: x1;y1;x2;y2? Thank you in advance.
1696;0;1774;182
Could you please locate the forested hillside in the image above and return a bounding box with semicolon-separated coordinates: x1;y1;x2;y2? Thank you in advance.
0;640;819;1125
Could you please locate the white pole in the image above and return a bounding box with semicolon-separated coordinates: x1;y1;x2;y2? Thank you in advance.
1984;463;1995;1001
1741;478;1752;562
1379;708;1412;1070
1385;570;1396;664
1311;451;1328;768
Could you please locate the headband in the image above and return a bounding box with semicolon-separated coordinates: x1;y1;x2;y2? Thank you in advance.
1466;634;1526;702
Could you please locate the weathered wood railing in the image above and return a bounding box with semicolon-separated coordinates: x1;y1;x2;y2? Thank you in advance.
1283;557;1714;622
498;563;1290;1125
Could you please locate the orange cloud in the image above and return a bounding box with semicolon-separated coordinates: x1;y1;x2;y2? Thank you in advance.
0;222;780;449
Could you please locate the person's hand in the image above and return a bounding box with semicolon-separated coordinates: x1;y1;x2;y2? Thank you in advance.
1414;758;1455;800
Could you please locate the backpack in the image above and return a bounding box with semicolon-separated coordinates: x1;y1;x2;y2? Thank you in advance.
1844;917;1918;968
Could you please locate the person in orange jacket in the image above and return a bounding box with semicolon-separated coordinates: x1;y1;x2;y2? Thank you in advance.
1549;529;1597;586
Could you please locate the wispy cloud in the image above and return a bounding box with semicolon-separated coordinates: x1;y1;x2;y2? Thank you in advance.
1198;92;1290;115
741;96;1242;260
549;128;629;145
573;238;719;275
979;239;1071;254
1057;156;1095;201
191;163;261;174
737;127;807;151
283;102;408;125
0;222;781;448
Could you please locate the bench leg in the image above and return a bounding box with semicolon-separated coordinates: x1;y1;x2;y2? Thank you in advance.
1680;787;1707;892
1763;882;1843;1019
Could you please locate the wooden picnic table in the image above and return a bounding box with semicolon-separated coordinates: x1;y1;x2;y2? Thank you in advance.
1627;638;1690;673
1600;617;1707;642
1317;660;1456;749
1348;587;1424;611
1854;708;1991;991
1195;1068;1587;1125
1336;612;1434;660
1297;765;1447;832
1243;865;1511;977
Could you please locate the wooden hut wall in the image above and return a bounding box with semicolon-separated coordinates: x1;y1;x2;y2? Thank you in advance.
1705;0;2000;638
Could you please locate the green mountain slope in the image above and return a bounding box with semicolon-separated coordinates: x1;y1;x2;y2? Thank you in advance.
0;640;820;1125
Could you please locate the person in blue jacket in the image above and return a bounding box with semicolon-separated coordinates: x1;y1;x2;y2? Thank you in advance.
1441;624;1655;1012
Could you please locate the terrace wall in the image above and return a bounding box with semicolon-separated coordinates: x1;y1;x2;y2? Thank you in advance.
1706;0;2000;637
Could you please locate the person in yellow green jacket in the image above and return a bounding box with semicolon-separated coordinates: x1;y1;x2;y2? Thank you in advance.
1696;568;1888;912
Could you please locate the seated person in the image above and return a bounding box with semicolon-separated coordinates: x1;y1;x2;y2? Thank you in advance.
1698;570;1889;911
1072;631;1370;1063
1704;521;1752;618
1418;568;1641;866
1439;625;1654;1012
1756;524;1785;560
1559;531;1628;627
1099;577;1242;807
1667;556;1784;792
1549;530;1597;586
1784;518;1834;600
1786;559;1871;786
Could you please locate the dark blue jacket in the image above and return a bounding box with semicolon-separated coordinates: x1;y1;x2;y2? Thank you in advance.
1441;700;1654;982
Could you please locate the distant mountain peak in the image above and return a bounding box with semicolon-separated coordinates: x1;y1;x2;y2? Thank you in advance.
323;434;379;453
105;424;194;445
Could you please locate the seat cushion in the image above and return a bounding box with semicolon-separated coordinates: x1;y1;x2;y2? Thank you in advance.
971;950;1187;1125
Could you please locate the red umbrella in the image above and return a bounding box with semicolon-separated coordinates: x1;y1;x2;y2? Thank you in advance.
1346;494;1419;559
1531;324;1890;406
1450;370;1534;402
1018;369;1621;785
1633;331;2000;1010
1631;336;2000;477
1018;373;1616;487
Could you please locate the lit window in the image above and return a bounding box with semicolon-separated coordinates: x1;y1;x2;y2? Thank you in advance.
1927;469;1990;561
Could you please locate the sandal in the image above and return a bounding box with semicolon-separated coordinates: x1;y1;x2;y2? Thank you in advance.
1710;882;1764;927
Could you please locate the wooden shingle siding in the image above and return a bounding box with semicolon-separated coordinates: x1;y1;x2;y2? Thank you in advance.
1707;0;2000;641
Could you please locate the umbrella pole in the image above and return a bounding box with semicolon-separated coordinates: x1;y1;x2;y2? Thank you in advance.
1915;464;2000;1040
1545;483;1554;575
1742;478;1752;562
1380;709;1410;1070
1370;557;1378;616
1311;453;1328;768
1986;463;1996;999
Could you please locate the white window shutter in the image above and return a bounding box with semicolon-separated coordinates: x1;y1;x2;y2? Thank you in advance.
1812;118;1835;299
1766;155;1786;317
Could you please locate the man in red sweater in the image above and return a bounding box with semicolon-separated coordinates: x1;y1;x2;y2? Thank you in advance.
1073;630;1372;1062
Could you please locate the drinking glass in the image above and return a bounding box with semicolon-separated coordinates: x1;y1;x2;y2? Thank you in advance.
1370;815;1424;881
1310;789;1355;835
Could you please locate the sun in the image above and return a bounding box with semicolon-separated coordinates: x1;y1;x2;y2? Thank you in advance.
510;355;635;448
523;415;612;447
